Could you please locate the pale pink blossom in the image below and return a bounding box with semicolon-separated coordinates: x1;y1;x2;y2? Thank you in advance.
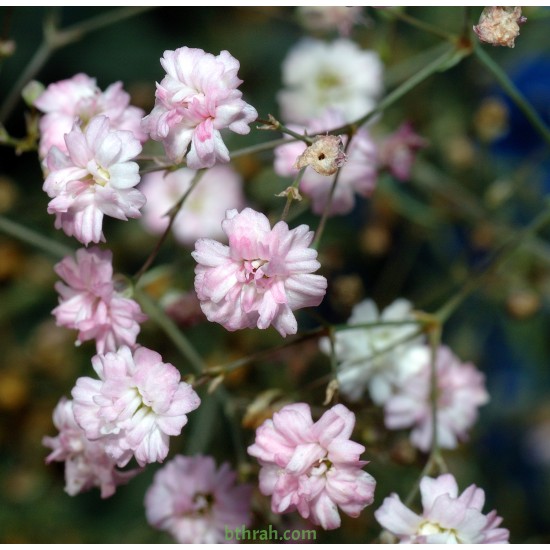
35;73;146;159
44;115;145;245
247;403;376;530
71;345;200;467
139;164;245;247
384;345;490;452
297;6;366;36
192;208;327;337
319;298;424;404
142;47;258;169
145;455;252;544
274;109;378;215
375;473;509;543
278;39;383;124
379;122;428;181
52;247;147;354
43;397;140;498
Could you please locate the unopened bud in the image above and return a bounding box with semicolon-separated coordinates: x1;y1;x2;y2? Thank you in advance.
22;80;45;108
0;39;15;58
473;7;527;48
294;134;347;176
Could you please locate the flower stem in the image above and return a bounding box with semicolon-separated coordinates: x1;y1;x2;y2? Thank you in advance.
0;214;73;258
473;43;550;150
0;7;152;123
280;166;306;221
133;168;206;283
383;7;458;42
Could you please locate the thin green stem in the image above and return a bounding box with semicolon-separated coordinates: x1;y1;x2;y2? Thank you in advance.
474;43;550;149
230;137;294;159
133;169;206;283
384;7;457;41
0;214;73;258
0;7;152;123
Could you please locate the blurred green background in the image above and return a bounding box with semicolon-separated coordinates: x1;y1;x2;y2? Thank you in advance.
1;6;550;543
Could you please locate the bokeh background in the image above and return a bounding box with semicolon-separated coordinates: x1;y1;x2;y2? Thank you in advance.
1;6;550;543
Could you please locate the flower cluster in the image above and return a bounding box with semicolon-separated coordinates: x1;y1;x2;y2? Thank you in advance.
43;397;141;498
142;47;258;169
145;455;253;544
384;345;490;452
247;403;376;530
34;72;147;160
139;164;245;247
278;38;383;124
375;473;509;543
192;207;327;337
52;247;147;354
43;115;145;245
71;345;201;467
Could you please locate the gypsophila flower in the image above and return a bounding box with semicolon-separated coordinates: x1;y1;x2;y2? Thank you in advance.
72;345;200;467
274;109;378;216
43;397;140;498
278;38;383;124
375;473;510;543
144;455;252;544
192;207;327;337
473;7;527;49
35;73;147;160
52;247;147;354
319;298;423;404
44;115;145;245
384;345;490;452
247;403;376;530
142;47;258;169
379;122;428;181
139;164;245;247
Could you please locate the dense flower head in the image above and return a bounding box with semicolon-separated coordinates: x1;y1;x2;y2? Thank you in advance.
319;298;423;404
139;164;245;247
44;115;145;245
384;345;490;452
375;473;510;543
145;455;253;544
42;397;140;498
247;403;376;530
192;208;327;337
34;72;147;159
142;46;258;169
71;345;201;467
274;108;378;215
278;38;383;124
53;247;147;354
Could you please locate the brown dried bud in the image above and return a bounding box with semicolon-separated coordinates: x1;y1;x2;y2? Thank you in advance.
473;7;527;48
294;134;347;176
275;186;302;201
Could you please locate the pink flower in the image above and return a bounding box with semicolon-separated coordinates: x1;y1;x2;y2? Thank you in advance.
142;47;258;169
378;122;428;181
145;455;252;544
383;345;490;452
375;473;510;543
35;73;147;159
42;397;140;498
72;346;201;467
192;208;327;337
139;164;245;247
53;247;147;354
274;109;378;215
247;403;376;530
44;115;145;245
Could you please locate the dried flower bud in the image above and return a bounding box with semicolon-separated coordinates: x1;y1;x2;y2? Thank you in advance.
294;134;347;176
473;7;527;48
275;186;302;201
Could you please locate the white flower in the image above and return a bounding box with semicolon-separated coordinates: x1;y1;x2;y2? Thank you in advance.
278;38;383;124
320;298;423;404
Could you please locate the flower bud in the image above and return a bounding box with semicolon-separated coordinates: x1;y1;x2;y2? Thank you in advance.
473;7;527;48
294;134;347;176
